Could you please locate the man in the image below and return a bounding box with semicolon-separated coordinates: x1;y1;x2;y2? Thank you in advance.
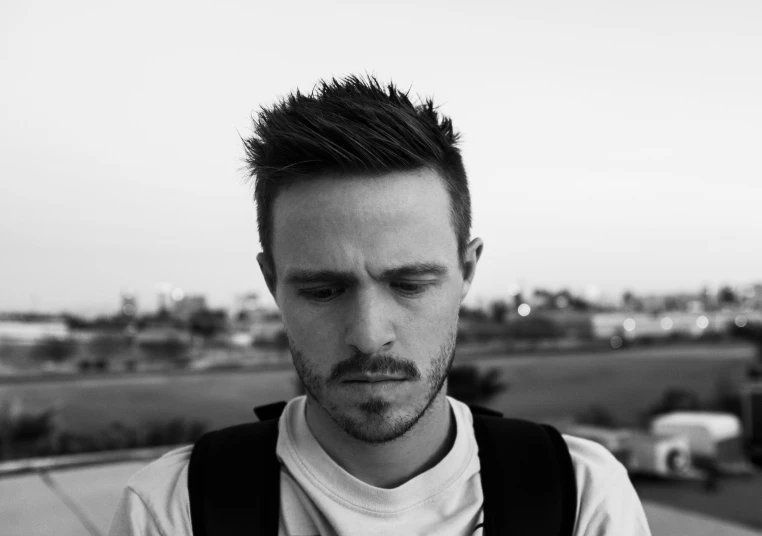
109;75;651;535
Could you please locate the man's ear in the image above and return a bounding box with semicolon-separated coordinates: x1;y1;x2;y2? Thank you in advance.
257;252;277;300
460;238;484;302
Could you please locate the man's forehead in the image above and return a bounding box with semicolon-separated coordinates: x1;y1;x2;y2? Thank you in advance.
272;168;448;219
270;169;458;265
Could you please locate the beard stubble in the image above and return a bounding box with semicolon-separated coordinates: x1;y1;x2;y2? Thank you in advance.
290;328;457;444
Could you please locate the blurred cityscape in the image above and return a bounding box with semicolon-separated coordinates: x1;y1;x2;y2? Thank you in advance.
1;281;761;376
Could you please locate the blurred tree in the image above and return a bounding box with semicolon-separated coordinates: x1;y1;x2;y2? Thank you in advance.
140;418;207;447
459;305;488;322
718;286;738;305
89;334;129;360
730;321;762;364
139;338;190;365
272;330;290;349
576;405;618;428
713;376;742;419
447;365;508;406
63;314;91;330
506;316;563;339
664;296;681;311
567;294;591;311
488;300;509;323
533;289;554;309
189;309;228;339
30;337;76;363
647;387;701;418
622;290;643;312
0;399;59;460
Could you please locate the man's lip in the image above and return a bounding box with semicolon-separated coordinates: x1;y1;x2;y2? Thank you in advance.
342;375;407;383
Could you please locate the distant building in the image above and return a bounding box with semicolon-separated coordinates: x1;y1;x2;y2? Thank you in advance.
234;292;265;320
156;283;173;312
173;295;207;321
590;311;752;341
0;319;69;344
250;311;286;344
745;284;762;310
135;325;192;345
230;297;285;346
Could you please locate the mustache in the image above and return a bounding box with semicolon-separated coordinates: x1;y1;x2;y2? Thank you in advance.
328;351;422;382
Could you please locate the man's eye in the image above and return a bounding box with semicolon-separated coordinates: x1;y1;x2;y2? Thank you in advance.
392;282;429;295
300;287;343;302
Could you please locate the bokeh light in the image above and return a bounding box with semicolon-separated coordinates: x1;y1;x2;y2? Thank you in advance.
735;315;748;328
660;317;673;330
610;336;623;349
170;287;185;301
623;318;636;332
517;303;531;317
696;316;709;329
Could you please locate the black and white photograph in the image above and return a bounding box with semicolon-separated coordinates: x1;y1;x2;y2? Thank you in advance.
1;1;761;535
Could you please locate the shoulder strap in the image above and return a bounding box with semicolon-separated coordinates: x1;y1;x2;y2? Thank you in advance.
472;413;577;536
188;404;285;536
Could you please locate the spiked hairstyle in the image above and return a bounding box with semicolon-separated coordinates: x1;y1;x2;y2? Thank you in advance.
243;75;471;272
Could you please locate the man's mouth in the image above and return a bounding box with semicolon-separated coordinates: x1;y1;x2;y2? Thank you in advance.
342;374;407;383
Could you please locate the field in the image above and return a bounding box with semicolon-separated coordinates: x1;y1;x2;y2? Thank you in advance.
0;341;755;434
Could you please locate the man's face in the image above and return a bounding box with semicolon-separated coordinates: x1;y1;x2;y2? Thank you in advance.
263;169;478;443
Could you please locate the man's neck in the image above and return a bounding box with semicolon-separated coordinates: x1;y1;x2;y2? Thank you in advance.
304;393;456;489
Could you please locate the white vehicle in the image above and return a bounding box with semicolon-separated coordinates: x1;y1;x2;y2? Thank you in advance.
563;424;695;478
627;432;692;477
650;412;752;475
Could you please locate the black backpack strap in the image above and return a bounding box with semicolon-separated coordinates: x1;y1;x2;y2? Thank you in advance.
472;414;577;536
188;403;286;536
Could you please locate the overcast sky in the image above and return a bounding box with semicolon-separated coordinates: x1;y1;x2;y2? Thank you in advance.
1;0;761;315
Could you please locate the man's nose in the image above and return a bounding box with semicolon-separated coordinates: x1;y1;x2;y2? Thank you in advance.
344;289;396;355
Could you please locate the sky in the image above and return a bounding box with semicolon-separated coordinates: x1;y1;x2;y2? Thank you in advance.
1;0;761;315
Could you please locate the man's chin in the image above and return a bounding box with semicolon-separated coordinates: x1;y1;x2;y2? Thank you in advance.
334;412;414;444
324;399;429;444
357;397;393;415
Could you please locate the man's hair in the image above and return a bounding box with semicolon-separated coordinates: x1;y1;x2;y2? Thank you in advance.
243;74;471;271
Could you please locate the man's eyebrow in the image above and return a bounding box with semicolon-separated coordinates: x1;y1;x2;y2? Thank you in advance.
380;262;449;279
283;262;448;284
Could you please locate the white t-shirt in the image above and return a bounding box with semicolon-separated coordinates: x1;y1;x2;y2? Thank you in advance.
108;397;651;536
